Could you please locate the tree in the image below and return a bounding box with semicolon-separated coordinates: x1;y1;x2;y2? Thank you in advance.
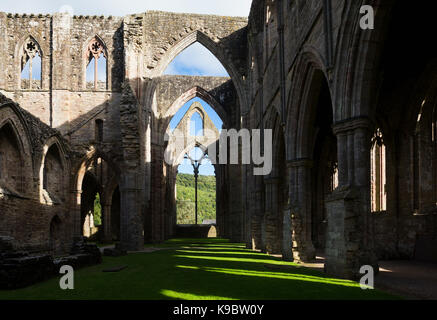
93;193;102;226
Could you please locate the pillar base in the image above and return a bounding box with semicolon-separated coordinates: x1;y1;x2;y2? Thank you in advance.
292;243;316;263
325;187;378;280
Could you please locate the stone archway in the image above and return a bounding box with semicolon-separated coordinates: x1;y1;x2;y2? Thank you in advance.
73;149;120;242
0;121;25;194
151;30;247;113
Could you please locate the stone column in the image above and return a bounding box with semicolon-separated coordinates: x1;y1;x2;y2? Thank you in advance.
282;205;293;261
72;190;82;241
251;187;265;251
288;159;316;262
119;171;144;251
244;167;253;249
103;204;112;243
228;164;243;242
263;177;282;254
324;118;378;279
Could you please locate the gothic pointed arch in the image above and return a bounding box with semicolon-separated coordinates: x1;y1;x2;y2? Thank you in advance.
333;0;393;121
39;136;69;204
18;35;43;90
286;50;331;161
74;148;120;194
166;101;220;168
163;86;229;134
84;35;108;90
0;102;33;196
153;30;247;113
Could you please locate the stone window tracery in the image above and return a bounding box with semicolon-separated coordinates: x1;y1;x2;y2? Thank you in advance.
86;37;107;90
371;128;387;212
20;37;42;90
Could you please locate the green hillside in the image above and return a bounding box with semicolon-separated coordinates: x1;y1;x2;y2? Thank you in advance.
176;173;216;224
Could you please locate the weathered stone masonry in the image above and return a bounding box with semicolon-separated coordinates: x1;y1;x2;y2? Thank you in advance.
0;1;436;281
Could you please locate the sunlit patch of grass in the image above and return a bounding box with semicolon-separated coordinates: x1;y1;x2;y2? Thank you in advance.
161;289;236;300
176;265;360;287
0;238;400;300
174;254;298;266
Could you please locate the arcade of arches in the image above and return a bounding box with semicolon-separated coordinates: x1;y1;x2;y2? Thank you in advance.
0;1;436;280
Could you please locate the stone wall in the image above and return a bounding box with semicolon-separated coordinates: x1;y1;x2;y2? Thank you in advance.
0;95;72;253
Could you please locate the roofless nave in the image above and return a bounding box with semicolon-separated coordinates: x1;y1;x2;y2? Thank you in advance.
0;1;436;282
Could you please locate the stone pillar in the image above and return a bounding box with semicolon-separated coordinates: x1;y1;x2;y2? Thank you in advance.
251;187;265;251
72;190;82;241
228;164;243;242
103;204;112;243
263;177;282;254
119;171;144;251
324;118;378;279
244;167;253;249
288;159;316;262
282;206;293;261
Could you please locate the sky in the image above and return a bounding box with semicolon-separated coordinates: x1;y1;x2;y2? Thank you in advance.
164;43;229;77
0;1;252;17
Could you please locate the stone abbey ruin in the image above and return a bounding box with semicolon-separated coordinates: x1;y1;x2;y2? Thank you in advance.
0;0;436;286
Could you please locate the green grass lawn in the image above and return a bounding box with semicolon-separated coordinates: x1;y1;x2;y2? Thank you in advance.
0;239;398;300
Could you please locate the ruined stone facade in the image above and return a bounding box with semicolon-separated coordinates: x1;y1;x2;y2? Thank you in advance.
0;1;436;280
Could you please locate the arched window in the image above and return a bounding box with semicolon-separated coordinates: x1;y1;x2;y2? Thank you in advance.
371;128;387;212
190;112;204;137
86;37;107;90
20;37;42;90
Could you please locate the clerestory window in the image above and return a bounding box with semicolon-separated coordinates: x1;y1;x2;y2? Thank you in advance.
21;38;42;90
86;37;107;90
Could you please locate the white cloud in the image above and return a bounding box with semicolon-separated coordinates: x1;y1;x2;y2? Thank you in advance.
0;0;252;17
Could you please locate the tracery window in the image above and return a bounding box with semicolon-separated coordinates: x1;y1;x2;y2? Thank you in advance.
21;38;42;90
371;128;387;212
86;37;107;90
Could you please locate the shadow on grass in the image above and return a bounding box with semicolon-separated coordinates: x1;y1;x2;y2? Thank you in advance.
0;238;400;300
